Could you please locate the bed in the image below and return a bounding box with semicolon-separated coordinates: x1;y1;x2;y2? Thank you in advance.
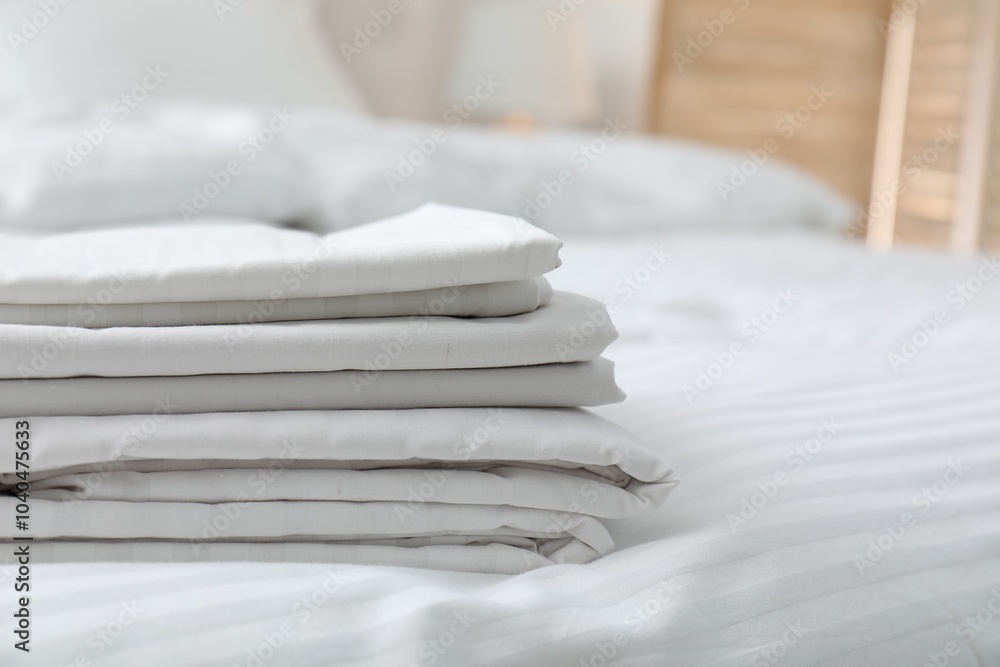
1;2;998;665
3;220;998;666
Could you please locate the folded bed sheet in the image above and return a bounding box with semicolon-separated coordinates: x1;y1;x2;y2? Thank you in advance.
0;409;677;574
0;358;624;416
0;204;656;576
0;541;594;574
2;292;613;379
0;203;561;306
0;277;553;327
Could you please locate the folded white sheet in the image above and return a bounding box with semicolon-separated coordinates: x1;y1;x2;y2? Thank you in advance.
2;292;613;379
0;358;623;416
0;408;676;573
0;499;615;567
0;408;673;506
22;467;661;519
0;204;561;304
1;541;584;574
0;277;553;327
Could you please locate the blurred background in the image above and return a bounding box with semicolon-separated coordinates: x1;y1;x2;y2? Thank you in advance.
1;0;996;252
324;0;997;252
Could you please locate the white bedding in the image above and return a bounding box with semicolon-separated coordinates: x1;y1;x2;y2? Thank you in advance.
0;277;553;327
0;204;560;304
0;358;623;417
0;408;675;573
3;231;997;665
0;292;610;378
0;103;856;236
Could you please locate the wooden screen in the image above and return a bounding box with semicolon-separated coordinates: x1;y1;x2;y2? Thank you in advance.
867;0;998;251
649;0;894;208
649;0;1000;251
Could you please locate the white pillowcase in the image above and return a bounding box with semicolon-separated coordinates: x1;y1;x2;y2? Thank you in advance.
285;113;859;235
0;0;367;112
0;0;368;229
0;103;315;229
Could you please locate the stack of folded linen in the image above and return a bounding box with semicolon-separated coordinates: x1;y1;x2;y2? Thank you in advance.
0;204;676;574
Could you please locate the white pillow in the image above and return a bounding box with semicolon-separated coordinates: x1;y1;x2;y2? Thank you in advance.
0;103;316;230
286;114;858;235
0;0;367;113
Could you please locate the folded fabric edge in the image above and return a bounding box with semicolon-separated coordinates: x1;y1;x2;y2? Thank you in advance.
0;277;555;327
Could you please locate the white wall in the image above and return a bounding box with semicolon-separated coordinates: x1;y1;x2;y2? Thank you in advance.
320;0;659;130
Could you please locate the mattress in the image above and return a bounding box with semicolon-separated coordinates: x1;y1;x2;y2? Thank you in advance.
2;231;998;665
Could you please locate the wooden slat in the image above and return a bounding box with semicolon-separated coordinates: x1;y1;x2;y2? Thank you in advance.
648;0;999;250
951;0;1000;252
650;0;893;208
897;193;955;223
866;3;915;249
895;214;953;246
871;0;986;251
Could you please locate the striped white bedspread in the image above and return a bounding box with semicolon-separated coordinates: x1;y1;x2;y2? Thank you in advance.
2;231;999;666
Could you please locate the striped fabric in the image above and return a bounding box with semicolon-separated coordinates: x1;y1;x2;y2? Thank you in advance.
2;232;998;665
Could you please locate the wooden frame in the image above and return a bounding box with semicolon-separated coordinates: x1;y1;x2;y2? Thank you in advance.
648;0;894;210
648;0;1000;251
865;8;916;250
951;0;1000;253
